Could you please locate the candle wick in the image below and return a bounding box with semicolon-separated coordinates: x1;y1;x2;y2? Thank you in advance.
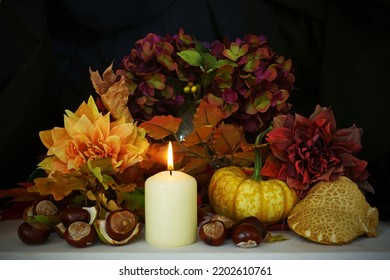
169;169;172;176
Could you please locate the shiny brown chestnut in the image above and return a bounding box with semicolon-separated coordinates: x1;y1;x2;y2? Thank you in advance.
60;207;90;228
232;223;262;248
105;210;138;241
18;222;51;245
33;199;59;216
237;216;267;239
199;220;227;246
64;221;96;248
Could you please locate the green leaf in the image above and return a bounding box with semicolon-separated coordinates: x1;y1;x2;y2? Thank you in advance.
215;59;238;69
26;215;61;228
87;159;115;190
201;52;217;69
121;189;145;211
177;50;203;66
88;160;102;181
27;168;47;183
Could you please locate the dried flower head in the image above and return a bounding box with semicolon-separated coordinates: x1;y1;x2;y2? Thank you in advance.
38;96;149;176
261;105;368;197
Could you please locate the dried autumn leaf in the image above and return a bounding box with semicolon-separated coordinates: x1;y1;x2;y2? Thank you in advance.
193;100;224;129
183;125;213;146
145;142;185;166
101;76;133;122
181;157;210;175
212;123;244;154
90;64;134;122
139;115;182;140
28;171;89;201
0;188;28;199
231;151;255;167
264;232;289;243
89;63;117;95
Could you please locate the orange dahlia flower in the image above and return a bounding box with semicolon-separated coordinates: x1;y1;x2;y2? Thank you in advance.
38;96;149;175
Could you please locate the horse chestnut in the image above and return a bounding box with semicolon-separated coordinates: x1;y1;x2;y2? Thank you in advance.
18;222;51;245
60;207;90;228
232;223;262;248
105;210;138;241
237;216;267;239
33;199;58;216
199;220;227;246
64;221;96;248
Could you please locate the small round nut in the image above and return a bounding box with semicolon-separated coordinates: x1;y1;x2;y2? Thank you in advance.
199;220;227;246
237;216;267;239
232;223;262;249
33;200;58;216
64;221;96;248
18;222;51;245
105;210;138;241
60;207;90;228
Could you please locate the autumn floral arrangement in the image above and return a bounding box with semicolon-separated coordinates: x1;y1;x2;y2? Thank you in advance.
1;28;376;247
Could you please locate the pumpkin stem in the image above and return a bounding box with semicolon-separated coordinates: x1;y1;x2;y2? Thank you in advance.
253;126;272;181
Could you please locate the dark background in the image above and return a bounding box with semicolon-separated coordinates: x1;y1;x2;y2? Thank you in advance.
1;0;389;219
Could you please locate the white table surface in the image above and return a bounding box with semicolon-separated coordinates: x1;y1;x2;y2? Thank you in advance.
0;219;389;260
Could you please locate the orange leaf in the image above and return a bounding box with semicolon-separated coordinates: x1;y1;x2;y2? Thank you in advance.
231;151;255;166
181;157;210;175
90;64;134;122
101;75;133;122
28;171;89;201
89;63;117;95
193;100;223;129
183;125;213;146
140;115;182;140
145;142;185;166
212;123;244;154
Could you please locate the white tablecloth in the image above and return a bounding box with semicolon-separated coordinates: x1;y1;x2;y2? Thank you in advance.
0;219;389;260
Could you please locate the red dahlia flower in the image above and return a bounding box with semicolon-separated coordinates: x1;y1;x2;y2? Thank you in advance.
261;105;368;197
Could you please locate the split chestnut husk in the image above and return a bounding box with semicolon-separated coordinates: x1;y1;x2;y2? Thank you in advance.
56;206;98;238
94;210;142;245
105;209;138;241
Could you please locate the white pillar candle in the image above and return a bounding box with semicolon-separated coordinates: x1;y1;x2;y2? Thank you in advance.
145;142;198;247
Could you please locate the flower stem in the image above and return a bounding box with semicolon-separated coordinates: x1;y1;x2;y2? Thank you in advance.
252;126;273;182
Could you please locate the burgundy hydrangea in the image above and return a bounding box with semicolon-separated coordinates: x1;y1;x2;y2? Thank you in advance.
110;28;295;136
261;105;368;197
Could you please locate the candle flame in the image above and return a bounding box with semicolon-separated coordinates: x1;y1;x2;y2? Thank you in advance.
167;141;173;172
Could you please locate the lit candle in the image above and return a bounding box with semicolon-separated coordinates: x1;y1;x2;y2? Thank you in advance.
145;141;198;247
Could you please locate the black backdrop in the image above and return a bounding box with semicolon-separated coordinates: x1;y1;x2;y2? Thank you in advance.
1;0;389;219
